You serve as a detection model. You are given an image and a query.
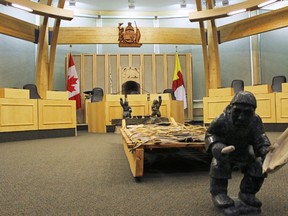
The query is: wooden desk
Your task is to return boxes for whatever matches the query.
[254,93,276,123]
[276,92,288,123]
[208,88,234,97]
[0,98,38,132]
[282,83,288,93]
[204,85,277,124]
[120,118,206,178]
[0,88,29,99]
[244,84,271,94]
[38,99,76,130]
[0,89,76,132]
[87,93,184,133]
[203,96,232,123]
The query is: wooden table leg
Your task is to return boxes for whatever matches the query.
[122,139,144,178]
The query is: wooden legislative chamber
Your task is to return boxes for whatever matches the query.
[203,83,288,124]
[0,88,76,142]
[87,93,184,133]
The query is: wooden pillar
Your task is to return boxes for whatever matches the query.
[250,11,261,85]
[251,34,261,85]
[48,0,66,90]
[206,0,221,90]
[195,0,210,96]
[151,54,156,93]
[35,0,52,98]
[186,53,193,119]
[163,54,168,90]
[104,54,110,93]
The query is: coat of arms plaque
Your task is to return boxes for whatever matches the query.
[118,22,142,47]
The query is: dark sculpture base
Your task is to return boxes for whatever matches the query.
[218,198,261,216]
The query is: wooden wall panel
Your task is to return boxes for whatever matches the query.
[143,55,153,94]
[84,55,93,92]
[95,55,105,89]
[68,53,193,123]
[156,55,164,93]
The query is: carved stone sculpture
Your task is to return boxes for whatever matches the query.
[205,91,271,215]
[151,96,162,117]
[120,98,132,119]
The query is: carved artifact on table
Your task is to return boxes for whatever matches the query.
[118,22,142,47]
[120,97,132,119]
[151,96,162,118]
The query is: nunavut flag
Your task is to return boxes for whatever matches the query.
[67,53,81,109]
[172,52,187,109]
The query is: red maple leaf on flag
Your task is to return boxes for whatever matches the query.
[67,76,78,92]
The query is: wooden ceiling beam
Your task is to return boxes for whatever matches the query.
[189,0,280,22]
[0,13,37,42]
[218,6,288,43]
[0,0,73,20]
[55,27,202,45]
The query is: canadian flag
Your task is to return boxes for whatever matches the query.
[67,53,81,109]
[172,52,187,109]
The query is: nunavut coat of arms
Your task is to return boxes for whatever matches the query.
[118,22,142,47]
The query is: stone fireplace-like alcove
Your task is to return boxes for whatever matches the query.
[121,80,140,94]
[119,66,142,94]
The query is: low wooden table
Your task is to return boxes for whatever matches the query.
[120,118,206,179]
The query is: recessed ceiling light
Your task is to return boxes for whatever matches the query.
[69,0,76,6]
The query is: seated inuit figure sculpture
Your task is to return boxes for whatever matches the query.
[205,91,271,215]
[120,98,132,119]
[151,96,162,117]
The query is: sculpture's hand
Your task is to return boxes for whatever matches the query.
[211,142,229,162]
[221,145,235,154]
[258,146,270,162]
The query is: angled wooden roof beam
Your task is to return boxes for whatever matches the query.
[189,0,280,22]
[0,0,74,20]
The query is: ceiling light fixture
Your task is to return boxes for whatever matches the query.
[11,3,33,12]
[258,0,278,8]
[227,8,246,16]
[180,0,187,8]
[0,0,73,20]
[69,0,76,7]
[222,0,229,6]
[128,0,135,9]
